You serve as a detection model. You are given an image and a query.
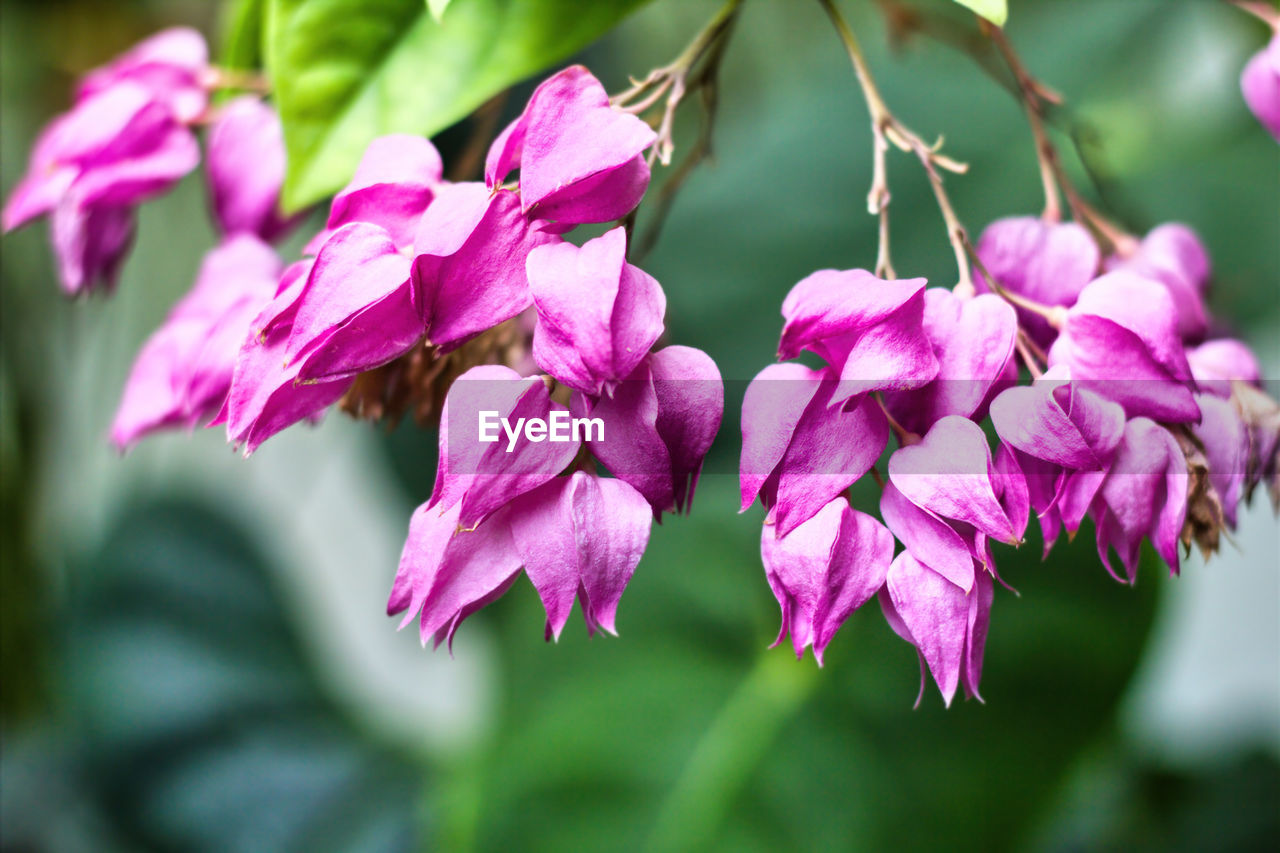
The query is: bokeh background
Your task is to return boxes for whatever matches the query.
[2,0,1278,850]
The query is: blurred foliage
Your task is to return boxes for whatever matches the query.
[1,0,1278,851]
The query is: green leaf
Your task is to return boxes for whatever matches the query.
[219,0,266,70]
[951,0,1007,27]
[426,0,453,22]
[268,0,652,211]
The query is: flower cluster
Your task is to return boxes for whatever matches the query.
[3,29,216,294]
[742,217,1278,704]
[17,53,724,644]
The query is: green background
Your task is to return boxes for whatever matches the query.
[1,0,1277,850]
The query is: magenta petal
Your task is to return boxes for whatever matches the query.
[762,497,894,663]
[1242,34,1280,141]
[285,222,414,365]
[532,154,651,225]
[961,569,994,701]
[885,289,1017,433]
[880,481,975,592]
[328,135,442,250]
[774,386,889,537]
[508,472,652,640]
[111,235,280,447]
[51,198,135,295]
[889,416,1017,544]
[206,96,291,240]
[1195,393,1248,527]
[990,384,1098,469]
[484,116,525,188]
[778,270,937,401]
[434,366,581,529]
[885,552,972,707]
[77,27,208,122]
[740,363,824,511]
[974,216,1099,345]
[1187,338,1262,397]
[526,226,665,395]
[413,184,558,352]
[993,443,1030,543]
[295,284,425,381]
[649,346,724,513]
[512,66,656,223]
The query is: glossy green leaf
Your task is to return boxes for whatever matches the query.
[952,0,1007,27]
[267,0,651,210]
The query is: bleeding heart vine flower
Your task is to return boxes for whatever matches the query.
[1242,32,1280,142]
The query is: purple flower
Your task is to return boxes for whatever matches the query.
[1047,271,1199,422]
[989,372,1127,553]
[887,415,1025,548]
[389,470,651,647]
[1106,224,1211,341]
[508,472,652,640]
[1194,393,1248,528]
[778,269,938,405]
[883,288,1018,435]
[573,345,723,516]
[527,227,665,396]
[206,96,295,241]
[221,258,353,454]
[427,365,581,530]
[1186,338,1261,396]
[280,222,420,382]
[1090,418,1188,582]
[974,216,1100,346]
[325,135,443,250]
[486,65,656,226]
[3,81,200,293]
[412,183,559,352]
[740,364,889,536]
[1242,33,1280,141]
[761,496,894,664]
[76,27,210,123]
[111,235,280,447]
[879,552,994,706]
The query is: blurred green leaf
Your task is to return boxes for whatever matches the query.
[266,0,652,210]
[951,0,1007,27]
[219,0,266,70]
[427,0,453,22]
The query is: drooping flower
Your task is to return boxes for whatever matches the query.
[1193,393,1248,529]
[111,234,280,447]
[75,27,210,122]
[739,364,889,536]
[777,269,937,405]
[220,258,353,453]
[486,65,657,226]
[761,496,894,664]
[1090,417,1189,582]
[389,469,653,648]
[1047,271,1199,422]
[879,551,994,706]
[1186,337,1262,396]
[1106,224,1211,341]
[508,472,653,639]
[573,345,723,516]
[883,288,1018,435]
[427,365,580,530]
[1241,32,1280,142]
[3,81,200,293]
[206,96,295,241]
[974,216,1100,345]
[989,370,1127,553]
[412,182,559,352]
[526,226,665,396]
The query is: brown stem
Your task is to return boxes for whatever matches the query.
[818,0,973,293]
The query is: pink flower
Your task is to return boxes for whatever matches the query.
[1106,224,1211,341]
[111,235,280,447]
[1242,33,1280,141]
[486,65,656,226]
[526,227,665,396]
[761,496,893,663]
[206,96,295,241]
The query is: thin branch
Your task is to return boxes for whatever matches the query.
[817,0,973,293]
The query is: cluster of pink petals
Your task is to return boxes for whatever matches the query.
[3,29,212,294]
[744,213,1276,705]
